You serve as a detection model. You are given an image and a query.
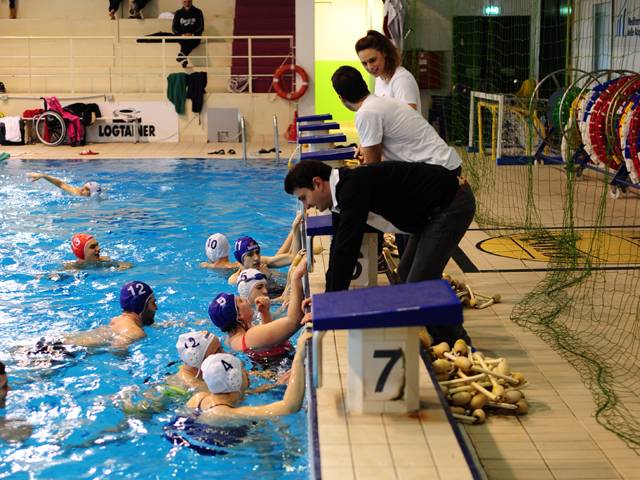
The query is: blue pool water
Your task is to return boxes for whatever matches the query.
[0,158,308,479]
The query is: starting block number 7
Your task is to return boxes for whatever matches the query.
[364,343,405,400]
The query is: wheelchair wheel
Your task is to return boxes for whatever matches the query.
[35,111,66,146]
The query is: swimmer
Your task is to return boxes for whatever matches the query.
[27,173,102,197]
[64,233,132,271]
[200,233,240,269]
[62,280,157,349]
[227,235,292,285]
[210,257,308,367]
[0,362,33,443]
[236,268,272,325]
[186,330,311,419]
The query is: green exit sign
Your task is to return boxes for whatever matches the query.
[484,5,501,15]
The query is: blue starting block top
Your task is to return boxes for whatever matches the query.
[298,122,340,132]
[301,148,356,162]
[297,113,333,123]
[312,280,462,331]
[306,214,333,236]
[298,133,347,144]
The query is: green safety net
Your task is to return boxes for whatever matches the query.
[404,0,640,449]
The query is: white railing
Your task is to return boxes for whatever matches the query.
[0,34,294,94]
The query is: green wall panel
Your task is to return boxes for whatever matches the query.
[314,60,370,122]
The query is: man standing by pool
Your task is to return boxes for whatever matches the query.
[284,160,474,346]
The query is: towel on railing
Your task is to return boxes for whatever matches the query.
[187,72,208,114]
[167,73,188,114]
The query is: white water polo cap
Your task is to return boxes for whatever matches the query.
[176,331,218,368]
[205,233,230,262]
[201,353,243,394]
[83,181,102,196]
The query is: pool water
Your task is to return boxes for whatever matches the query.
[0,158,308,479]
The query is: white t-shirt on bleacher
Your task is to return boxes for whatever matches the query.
[374,66,422,112]
[355,94,461,171]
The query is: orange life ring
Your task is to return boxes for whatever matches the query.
[272,64,309,101]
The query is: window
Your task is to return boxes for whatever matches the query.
[594,2,612,70]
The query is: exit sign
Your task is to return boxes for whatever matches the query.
[484,5,501,15]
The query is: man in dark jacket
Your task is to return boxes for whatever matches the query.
[172,0,205,68]
[284,160,475,345]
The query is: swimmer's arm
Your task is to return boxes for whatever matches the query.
[243,260,305,349]
[114,261,133,271]
[63,261,80,270]
[27,173,82,195]
[222,333,309,417]
[276,212,303,255]
[227,269,241,285]
[263,253,293,268]
[200,261,216,269]
[361,143,383,165]
[111,326,145,349]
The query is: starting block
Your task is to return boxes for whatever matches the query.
[312,280,462,413]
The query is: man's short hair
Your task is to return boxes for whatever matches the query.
[331,66,370,103]
[284,161,332,194]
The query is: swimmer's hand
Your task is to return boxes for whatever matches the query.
[116,261,133,271]
[300,312,313,326]
[276,369,292,385]
[27,172,44,182]
[292,211,303,229]
[255,295,271,314]
[291,254,307,280]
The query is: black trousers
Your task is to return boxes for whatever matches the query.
[109,0,150,11]
[178,38,201,58]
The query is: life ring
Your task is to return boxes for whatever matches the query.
[272,64,309,101]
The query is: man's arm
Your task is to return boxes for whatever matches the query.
[361,143,383,164]
[27,173,81,195]
[194,9,204,36]
[325,182,371,291]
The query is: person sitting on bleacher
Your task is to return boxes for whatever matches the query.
[108,0,151,20]
[172,0,204,68]
[284,160,475,346]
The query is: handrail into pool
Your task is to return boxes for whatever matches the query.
[273,115,281,165]
[240,115,247,166]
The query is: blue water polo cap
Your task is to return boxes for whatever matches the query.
[120,281,154,314]
[208,293,238,331]
[233,236,260,263]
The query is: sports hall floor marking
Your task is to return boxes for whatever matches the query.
[455,225,640,273]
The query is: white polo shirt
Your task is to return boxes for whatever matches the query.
[355,94,461,171]
[375,66,422,112]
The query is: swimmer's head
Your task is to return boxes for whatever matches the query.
[0,361,8,409]
[80,181,102,197]
[236,268,268,301]
[201,353,248,394]
[119,281,156,325]
[233,236,261,268]
[205,233,230,262]
[208,293,237,332]
[71,234,99,261]
[176,331,221,369]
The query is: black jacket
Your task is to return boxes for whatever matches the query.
[172,6,204,36]
[326,161,458,292]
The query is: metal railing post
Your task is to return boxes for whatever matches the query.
[273,115,281,164]
[240,115,247,166]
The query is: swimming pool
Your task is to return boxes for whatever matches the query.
[0,158,309,478]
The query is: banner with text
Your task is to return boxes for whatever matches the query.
[83,102,179,143]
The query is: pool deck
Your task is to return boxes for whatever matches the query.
[3,143,640,479]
